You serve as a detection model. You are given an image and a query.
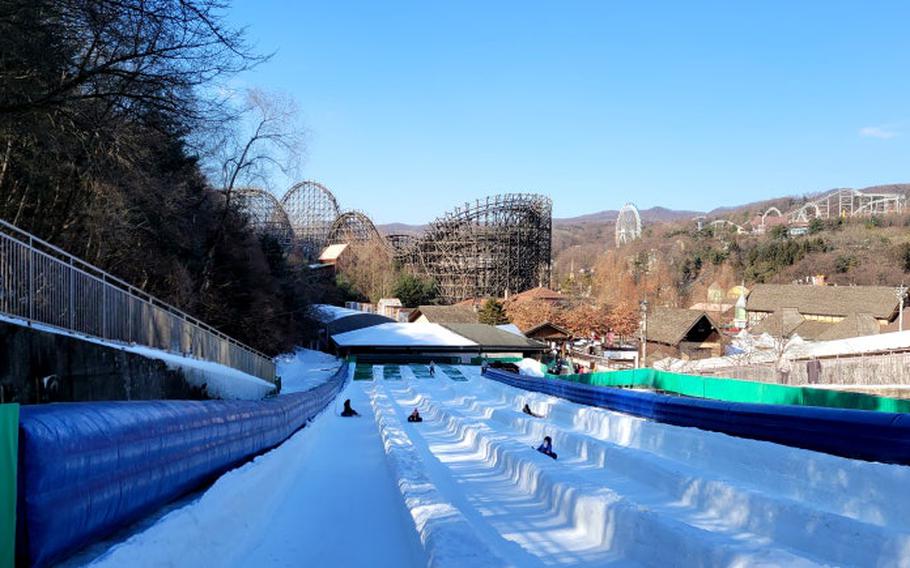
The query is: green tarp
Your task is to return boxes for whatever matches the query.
[1,404,18,568]
[547,369,910,414]
[353,364,374,381]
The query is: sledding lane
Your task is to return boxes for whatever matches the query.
[86,379,424,568]
[374,366,910,567]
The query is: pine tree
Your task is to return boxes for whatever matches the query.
[478,298,509,325]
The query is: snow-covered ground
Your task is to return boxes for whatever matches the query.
[371,366,910,566]
[0,313,274,400]
[276,348,344,393]
[84,378,424,568]
[79,363,910,567]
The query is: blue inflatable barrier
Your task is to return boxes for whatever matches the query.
[17,365,347,568]
[483,369,910,466]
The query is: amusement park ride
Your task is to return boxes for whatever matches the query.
[228,184,552,303]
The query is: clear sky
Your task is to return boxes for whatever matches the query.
[225,1,910,224]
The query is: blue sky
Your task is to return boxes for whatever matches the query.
[225,1,910,224]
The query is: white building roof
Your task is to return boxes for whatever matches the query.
[332,322,478,348]
[312,304,363,323]
[319,243,348,263]
[496,323,526,337]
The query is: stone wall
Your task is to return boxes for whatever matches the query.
[0,321,205,403]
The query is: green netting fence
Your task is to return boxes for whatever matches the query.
[1,404,18,568]
[548,369,910,414]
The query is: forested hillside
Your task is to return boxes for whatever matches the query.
[0,0,334,354]
[553,188,910,313]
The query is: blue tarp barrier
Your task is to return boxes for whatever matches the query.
[483,369,910,466]
[17,365,348,568]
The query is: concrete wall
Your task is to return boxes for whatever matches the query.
[0,321,205,404]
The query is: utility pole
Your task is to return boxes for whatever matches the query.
[897,283,908,332]
[639,298,649,368]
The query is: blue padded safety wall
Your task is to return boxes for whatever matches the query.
[17,364,348,568]
[483,369,910,466]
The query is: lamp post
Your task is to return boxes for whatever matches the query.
[639,299,649,368]
[897,284,908,332]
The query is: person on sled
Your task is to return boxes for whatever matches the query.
[522,403,541,418]
[341,399,359,417]
[407,408,423,422]
[537,436,557,460]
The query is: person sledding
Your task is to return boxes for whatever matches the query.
[536,436,557,460]
[340,399,359,417]
[522,403,541,418]
[407,408,423,423]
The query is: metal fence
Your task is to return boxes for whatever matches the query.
[0,219,276,382]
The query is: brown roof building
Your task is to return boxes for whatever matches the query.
[746,284,903,340]
[746,284,900,322]
[408,305,479,324]
[507,286,563,304]
[646,307,722,361]
[525,322,572,344]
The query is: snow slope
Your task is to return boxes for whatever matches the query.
[276,348,344,393]
[371,366,910,567]
[81,364,910,567]
[86,378,424,568]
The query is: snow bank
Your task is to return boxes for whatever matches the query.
[0,313,274,400]
[127,346,274,400]
[369,385,506,568]
[516,357,545,377]
[276,348,343,393]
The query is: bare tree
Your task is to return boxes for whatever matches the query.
[0,0,263,123]
[212,88,305,203]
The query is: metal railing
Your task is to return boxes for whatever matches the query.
[0,218,276,382]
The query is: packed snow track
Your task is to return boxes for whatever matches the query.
[85,365,910,567]
[372,366,910,567]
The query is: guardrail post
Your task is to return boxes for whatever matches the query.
[28,236,34,321]
[101,276,108,339]
[69,259,75,329]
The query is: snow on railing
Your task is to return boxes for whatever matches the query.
[0,218,275,382]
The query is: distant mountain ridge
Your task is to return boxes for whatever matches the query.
[554,206,703,226]
[377,183,910,235]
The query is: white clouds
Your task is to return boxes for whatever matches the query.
[859,125,899,139]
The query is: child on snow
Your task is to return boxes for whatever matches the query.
[341,399,359,417]
[537,436,557,460]
[522,403,541,418]
[407,408,423,423]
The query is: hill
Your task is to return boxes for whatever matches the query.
[554,206,702,226]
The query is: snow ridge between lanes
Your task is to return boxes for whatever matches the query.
[368,384,508,568]
[394,381,820,567]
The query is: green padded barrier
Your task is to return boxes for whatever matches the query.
[383,366,402,381]
[546,368,910,413]
[441,365,468,381]
[353,364,374,381]
[471,356,523,364]
[1,403,18,568]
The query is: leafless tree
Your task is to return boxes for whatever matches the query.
[211,88,305,204]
